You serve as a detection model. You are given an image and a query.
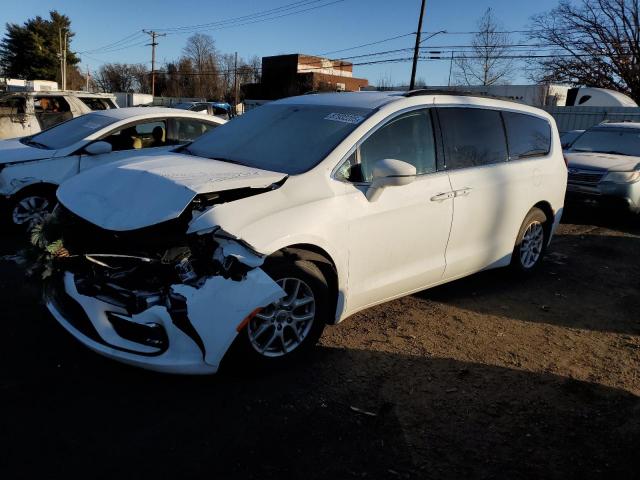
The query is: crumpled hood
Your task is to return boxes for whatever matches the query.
[0,138,54,165]
[57,153,287,231]
[566,151,640,172]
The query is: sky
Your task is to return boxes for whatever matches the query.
[1,0,564,87]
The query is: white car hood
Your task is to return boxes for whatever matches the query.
[57,153,287,231]
[566,151,640,171]
[0,138,54,164]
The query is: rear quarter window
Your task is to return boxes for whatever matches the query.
[502,112,551,160]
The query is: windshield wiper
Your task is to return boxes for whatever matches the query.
[175,144,193,155]
[213,157,246,166]
[24,139,51,149]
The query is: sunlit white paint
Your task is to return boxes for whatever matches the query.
[57,155,287,231]
[53,92,568,374]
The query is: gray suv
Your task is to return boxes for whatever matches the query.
[565,122,640,213]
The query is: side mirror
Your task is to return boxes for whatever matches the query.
[366,158,417,202]
[84,141,112,156]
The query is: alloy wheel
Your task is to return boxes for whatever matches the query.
[520,221,544,269]
[12,195,51,226]
[247,277,316,358]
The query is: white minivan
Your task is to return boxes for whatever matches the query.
[47,91,567,374]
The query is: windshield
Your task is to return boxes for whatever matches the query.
[570,128,640,156]
[22,113,118,150]
[187,103,374,174]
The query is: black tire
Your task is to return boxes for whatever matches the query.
[6,189,56,231]
[510,207,549,274]
[223,256,329,371]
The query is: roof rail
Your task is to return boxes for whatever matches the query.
[404,88,475,97]
[404,88,524,104]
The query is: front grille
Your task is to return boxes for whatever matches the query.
[568,170,605,184]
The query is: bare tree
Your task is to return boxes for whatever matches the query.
[183,33,220,99]
[94,63,139,92]
[247,55,261,83]
[454,8,515,85]
[130,64,151,94]
[529,0,640,102]
[377,72,394,90]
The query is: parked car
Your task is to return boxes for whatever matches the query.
[560,129,585,149]
[46,91,567,374]
[172,101,232,120]
[0,107,224,226]
[0,91,118,140]
[565,122,640,213]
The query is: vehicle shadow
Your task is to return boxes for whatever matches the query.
[562,201,640,235]
[414,226,640,336]
[1,298,638,480]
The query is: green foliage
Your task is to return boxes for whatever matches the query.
[0,10,80,81]
[18,211,70,280]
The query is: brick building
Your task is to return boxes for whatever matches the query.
[242,54,369,100]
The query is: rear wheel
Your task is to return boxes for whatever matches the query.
[226,256,328,370]
[511,207,549,274]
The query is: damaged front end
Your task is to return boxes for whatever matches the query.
[44,205,285,374]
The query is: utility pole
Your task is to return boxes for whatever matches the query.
[409,0,427,91]
[63,31,67,91]
[86,65,90,92]
[58,29,64,90]
[143,30,166,97]
[233,51,239,113]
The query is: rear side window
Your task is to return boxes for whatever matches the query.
[173,118,217,143]
[503,112,551,160]
[438,108,508,170]
[79,97,116,110]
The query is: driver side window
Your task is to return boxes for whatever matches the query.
[336,109,437,183]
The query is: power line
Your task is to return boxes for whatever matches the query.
[155,0,348,36]
[78,1,348,55]
[155,0,328,33]
[78,31,146,54]
[317,32,415,56]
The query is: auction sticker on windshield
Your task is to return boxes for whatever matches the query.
[324,113,365,124]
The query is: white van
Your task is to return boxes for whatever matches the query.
[0,91,118,140]
[48,91,567,374]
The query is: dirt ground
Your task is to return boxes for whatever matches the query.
[1,204,639,480]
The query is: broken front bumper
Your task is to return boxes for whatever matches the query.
[46,267,284,374]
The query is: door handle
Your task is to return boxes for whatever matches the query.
[430,191,455,202]
[454,188,472,197]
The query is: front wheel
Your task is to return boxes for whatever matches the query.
[511,207,549,274]
[8,191,56,230]
[225,256,328,370]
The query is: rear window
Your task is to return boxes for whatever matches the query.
[503,112,552,160]
[79,97,117,110]
[438,108,508,170]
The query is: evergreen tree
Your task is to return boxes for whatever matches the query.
[0,10,80,81]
